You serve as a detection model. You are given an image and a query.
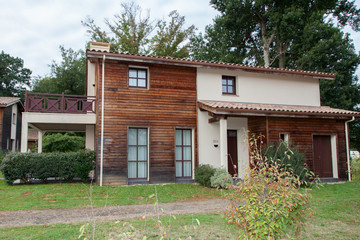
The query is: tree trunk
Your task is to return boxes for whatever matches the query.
[260,21,275,68]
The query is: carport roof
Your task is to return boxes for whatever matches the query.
[198,100,360,118]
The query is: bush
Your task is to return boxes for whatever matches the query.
[224,134,312,239]
[210,168,233,189]
[264,141,312,183]
[195,164,215,187]
[0,150,95,184]
[351,157,360,180]
[42,133,85,152]
[225,165,311,239]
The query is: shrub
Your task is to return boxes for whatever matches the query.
[225,165,311,239]
[351,157,360,180]
[264,141,312,183]
[195,164,215,187]
[210,168,233,189]
[42,133,85,152]
[224,134,312,239]
[0,150,95,184]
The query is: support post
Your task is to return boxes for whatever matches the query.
[37,131,44,153]
[219,117,228,170]
[20,114,28,153]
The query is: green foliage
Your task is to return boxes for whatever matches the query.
[225,163,311,239]
[351,157,360,180]
[0,51,31,98]
[210,168,233,189]
[224,135,311,239]
[82,2,195,58]
[42,133,85,153]
[32,46,86,95]
[264,141,312,183]
[195,164,216,187]
[0,150,95,184]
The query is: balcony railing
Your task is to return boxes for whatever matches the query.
[25,91,96,114]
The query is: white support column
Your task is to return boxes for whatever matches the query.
[85,125,95,150]
[219,117,228,170]
[20,115,28,153]
[37,131,45,153]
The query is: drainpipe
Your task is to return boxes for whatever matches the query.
[100,55,106,186]
[345,116,355,181]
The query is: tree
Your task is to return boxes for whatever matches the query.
[32,46,86,95]
[192,0,360,68]
[82,2,195,58]
[191,0,360,150]
[0,51,31,98]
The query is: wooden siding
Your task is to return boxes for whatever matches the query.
[1,107,12,151]
[247,116,348,179]
[94,60,197,185]
[267,117,347,180]
[0,108,2,149]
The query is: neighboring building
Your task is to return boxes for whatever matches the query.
[21,42,360,185]
[0,97,22,152]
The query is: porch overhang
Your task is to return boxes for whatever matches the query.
[198,100,360,121]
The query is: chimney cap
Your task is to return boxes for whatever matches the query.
[89,42,111,52]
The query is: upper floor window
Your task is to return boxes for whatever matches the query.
[129,68,147,88]
[222,76,236,94]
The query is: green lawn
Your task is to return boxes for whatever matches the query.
[0,180,221,211]
[282,181,360,240]
[0,214,239,240]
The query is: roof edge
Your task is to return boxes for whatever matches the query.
[86,50,336,80]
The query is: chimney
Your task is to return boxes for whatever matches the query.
[89,42,111,52]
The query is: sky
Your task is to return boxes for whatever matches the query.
[1,0,360,79]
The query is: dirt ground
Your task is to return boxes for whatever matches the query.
[0,199,227,228]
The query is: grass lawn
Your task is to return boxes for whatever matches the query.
[0,180,221,211]
[282,181,360,240]
[0,213,239,240]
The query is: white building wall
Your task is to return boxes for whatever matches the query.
[197,68,321,106]
[198,110,249,178]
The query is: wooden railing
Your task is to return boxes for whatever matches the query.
[25,91,96,114]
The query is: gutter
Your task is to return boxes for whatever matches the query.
[100,55,106,186]
[345,116,355,181]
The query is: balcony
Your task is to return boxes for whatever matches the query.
[25,91,96,114]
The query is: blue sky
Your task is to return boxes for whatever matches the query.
[1,0,359,78]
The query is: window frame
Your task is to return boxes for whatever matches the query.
[222,75,236,95]
[175,129,193,178]
[127,127,148,180]
[128,67,148,89]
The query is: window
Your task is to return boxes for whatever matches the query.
[280,133,289,142]
[175,129,192,177]
[222,76,236,94]
[128,128,148,179]
[12,113,16,125]
[129,68,147,88]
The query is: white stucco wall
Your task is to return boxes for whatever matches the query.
[11,104,17,140]
[198,110,249,178]
[197,68,321,106]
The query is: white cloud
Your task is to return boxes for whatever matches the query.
[0,0,359,79]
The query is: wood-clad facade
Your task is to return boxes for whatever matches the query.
[87,46,358,185]
[90,57,197,185]
[248,116,347,179]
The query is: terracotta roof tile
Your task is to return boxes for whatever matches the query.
[198,100,360,118]
[0,97,20,107]
[87,49,336,79]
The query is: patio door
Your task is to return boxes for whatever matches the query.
[227,130,238,177]
[313,135,333,178]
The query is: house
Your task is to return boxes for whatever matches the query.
[0,97,22,152]
[21,42,360,185]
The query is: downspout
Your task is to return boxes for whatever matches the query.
[100,55,106,186]
[345,116,355,181]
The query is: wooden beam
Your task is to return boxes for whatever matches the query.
[208,117,219,123]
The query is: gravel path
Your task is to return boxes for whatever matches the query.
[0,199,227,228]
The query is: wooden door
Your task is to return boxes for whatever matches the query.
[313,135,333,178]
[227,130,238,177]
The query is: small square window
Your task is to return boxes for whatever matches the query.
[129,68,148,88]
[222,76,236,94]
